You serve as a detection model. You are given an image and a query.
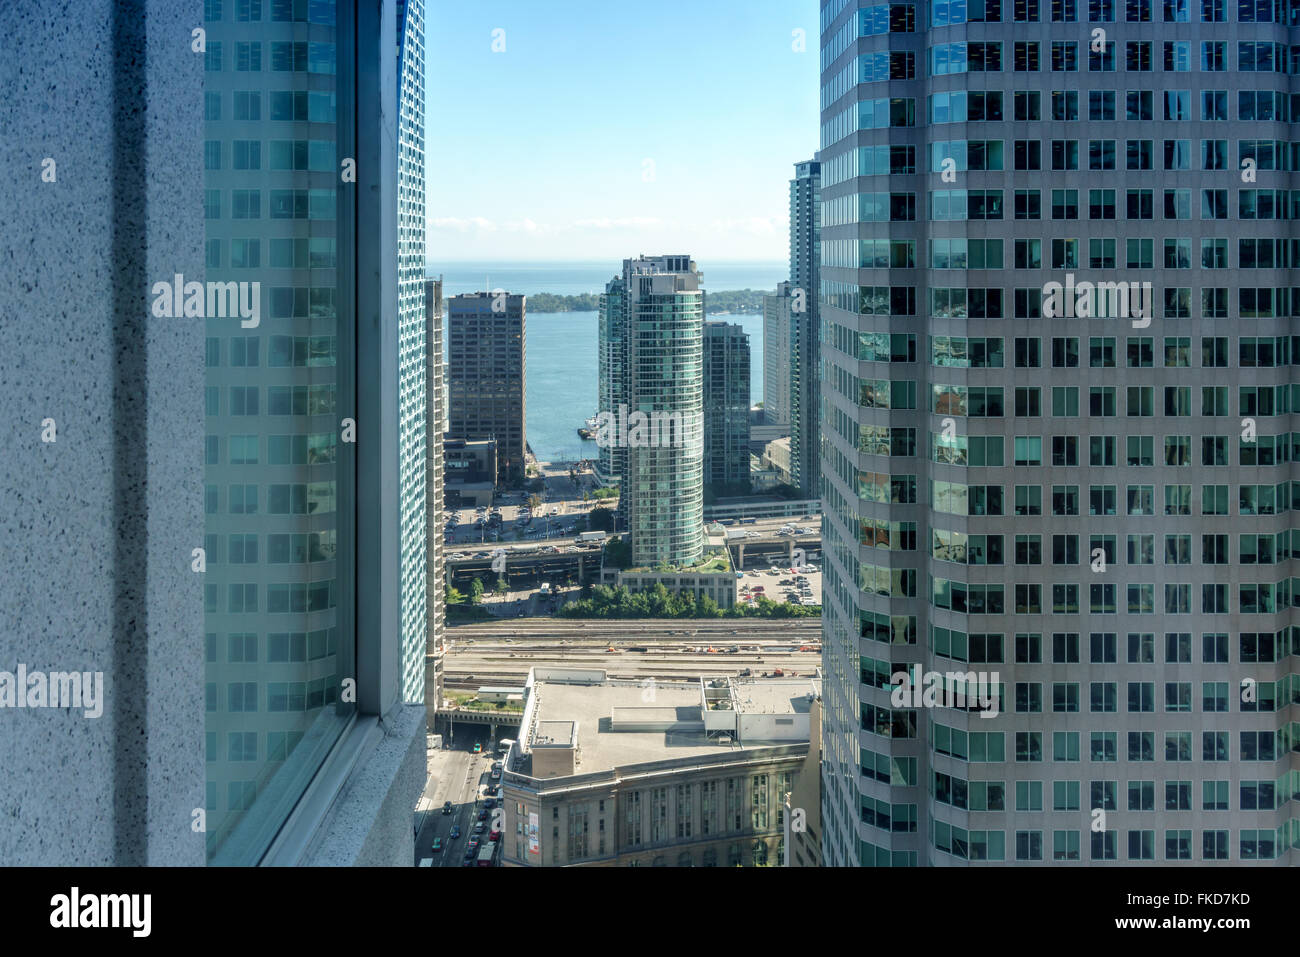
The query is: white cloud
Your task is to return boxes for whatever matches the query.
[706,216,787,236]
[571,216,663,230]
[430,216,498,232]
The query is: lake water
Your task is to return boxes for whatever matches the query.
[433,261,783,464]
[514,311,767,463]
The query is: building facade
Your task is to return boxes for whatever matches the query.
[501,670,814,867]
[425,279,445,725]
[763,281,796,430]
[447,291,527,485]
[202,0,356,862]
[597,275,627,490]
[818,0,1300,866]
[193,0,426,865]
[703,320,753,496]
[444,435,497,507]
[789,159,823,499]
[599,256,707,567]
[397,0,428,707]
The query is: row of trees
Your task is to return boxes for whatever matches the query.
[446,578,508,606]
[557,583,819,620]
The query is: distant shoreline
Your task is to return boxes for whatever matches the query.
[518,289,772,315]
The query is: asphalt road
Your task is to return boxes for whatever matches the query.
[415,729,505,867]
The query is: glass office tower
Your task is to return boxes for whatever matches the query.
[202,0,380,863]
[819,0,1300,865]
[703,320,753,495]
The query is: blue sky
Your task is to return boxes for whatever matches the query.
[424,0,819,262]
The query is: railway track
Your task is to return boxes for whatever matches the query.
[447,619,822,639]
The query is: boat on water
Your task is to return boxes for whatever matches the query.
[576,414,598,440]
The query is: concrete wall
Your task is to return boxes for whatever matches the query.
[0,0,205,866]
[0,0,424,866]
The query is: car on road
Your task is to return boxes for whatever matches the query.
[473,822,486,835]
[431,837,442,852]
[489,829,501,842]
[486,784,500,796]
[477,808,489,821]
[442,801,453,814]
[450,825,461,839]
[472,743,482,754]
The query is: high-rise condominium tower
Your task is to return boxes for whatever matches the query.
[599,255,706,567]
[819,0,1298,866]
[447,292,527,486]
[703,320,752,495]
[763,280,796,430]
[789,158,823,500]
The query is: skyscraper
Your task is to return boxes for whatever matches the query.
[703,320,752,496]
[597,276,627,490]
[425,279,446,726]
[200,0,437,863]
[397,0,428,707]
[762,281,795,431]
[788,158,822,499]
[599,255,706,567]
[819,0,1299,867]
[447,292,527,486]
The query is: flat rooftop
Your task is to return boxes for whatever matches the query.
[727,679,816,715]
[522,672,815,776]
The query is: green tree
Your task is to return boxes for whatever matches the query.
[469,577,485,605]
[493,577,508,597]
[445,582,465,605]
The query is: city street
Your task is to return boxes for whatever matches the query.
[415,728,505,867]
[443,460,612,547]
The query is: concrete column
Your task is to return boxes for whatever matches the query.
[0,0,204,866]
